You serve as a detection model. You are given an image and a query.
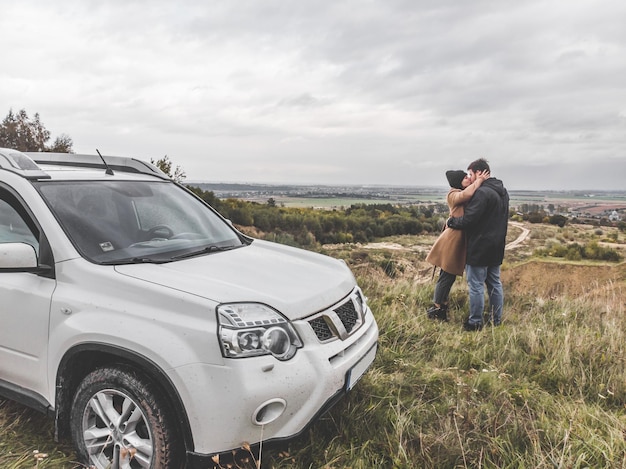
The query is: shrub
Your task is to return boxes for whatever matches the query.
[535,240,622,262]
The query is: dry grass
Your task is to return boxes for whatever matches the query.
[0,400,78,468]
[2,221,625,468]
[264,260,626,468]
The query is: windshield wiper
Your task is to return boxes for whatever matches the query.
[171,244,242,260]
[101,257,171,265]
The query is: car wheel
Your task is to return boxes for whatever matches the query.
[70,365,183,469]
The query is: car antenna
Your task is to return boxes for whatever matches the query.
[96,149,115,175]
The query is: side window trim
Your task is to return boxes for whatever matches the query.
[0,184,40,241]
[0,182,55,278]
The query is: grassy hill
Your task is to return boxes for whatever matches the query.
[1,222,625,468]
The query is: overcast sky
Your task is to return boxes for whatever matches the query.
[2,0,625,190]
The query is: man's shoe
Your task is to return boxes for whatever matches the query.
[427,304,448,322]
[483,313,501,327]
[463,320,483,331]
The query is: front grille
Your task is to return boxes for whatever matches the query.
[334,300,359,333]
[307,290,365,342]
[309,317,334,341]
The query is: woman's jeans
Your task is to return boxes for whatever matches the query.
[465,265,504,326]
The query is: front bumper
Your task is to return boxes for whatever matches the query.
[185,384,347,468]
[172,306,378,459]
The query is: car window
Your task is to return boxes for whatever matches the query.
[0,192,39,251]
[35,180,243,263]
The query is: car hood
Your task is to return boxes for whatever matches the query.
[114,239,355,320]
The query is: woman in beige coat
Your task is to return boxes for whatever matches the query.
[425,169,489,321]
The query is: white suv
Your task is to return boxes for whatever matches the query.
[0,148,378,469]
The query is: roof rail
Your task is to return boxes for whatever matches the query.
[25,152,169,179]
[0,148,51,180]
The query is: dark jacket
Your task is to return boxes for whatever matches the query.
[447,178,509,266]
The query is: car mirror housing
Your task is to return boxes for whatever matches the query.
[0,242,38,271]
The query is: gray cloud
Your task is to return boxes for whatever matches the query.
[0,0,624,190]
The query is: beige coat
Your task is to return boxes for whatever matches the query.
[425,181,481,276]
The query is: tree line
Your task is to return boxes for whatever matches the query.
[187,185,445,247]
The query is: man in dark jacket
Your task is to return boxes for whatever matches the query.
[447,158,509,330]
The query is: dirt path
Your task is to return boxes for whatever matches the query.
[506,221,530,250]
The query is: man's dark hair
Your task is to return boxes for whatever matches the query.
[467,158,490,173]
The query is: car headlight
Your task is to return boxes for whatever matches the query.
[217,303,303,360]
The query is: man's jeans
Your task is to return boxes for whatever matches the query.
[465,265,504,326]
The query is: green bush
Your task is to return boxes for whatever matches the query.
[535,241,622,262]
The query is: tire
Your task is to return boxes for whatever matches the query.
[70,365,183,469]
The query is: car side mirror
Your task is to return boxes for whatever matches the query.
[0,242,39,271]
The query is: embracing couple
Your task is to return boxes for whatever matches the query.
[425,158,509,331]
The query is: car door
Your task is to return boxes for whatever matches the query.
[0,186,55,401]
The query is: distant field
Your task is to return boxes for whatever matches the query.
[191,182,626,210]
[251,194,444,208]
[248,193,626,211]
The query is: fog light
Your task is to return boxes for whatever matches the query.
[252,398,286,426]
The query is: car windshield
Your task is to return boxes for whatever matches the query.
[35,180,245,264]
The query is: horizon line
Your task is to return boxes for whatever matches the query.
[185,181,626,193]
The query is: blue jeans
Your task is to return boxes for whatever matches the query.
[465,265,504,326]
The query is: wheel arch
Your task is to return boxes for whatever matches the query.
[54,343,193,452]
